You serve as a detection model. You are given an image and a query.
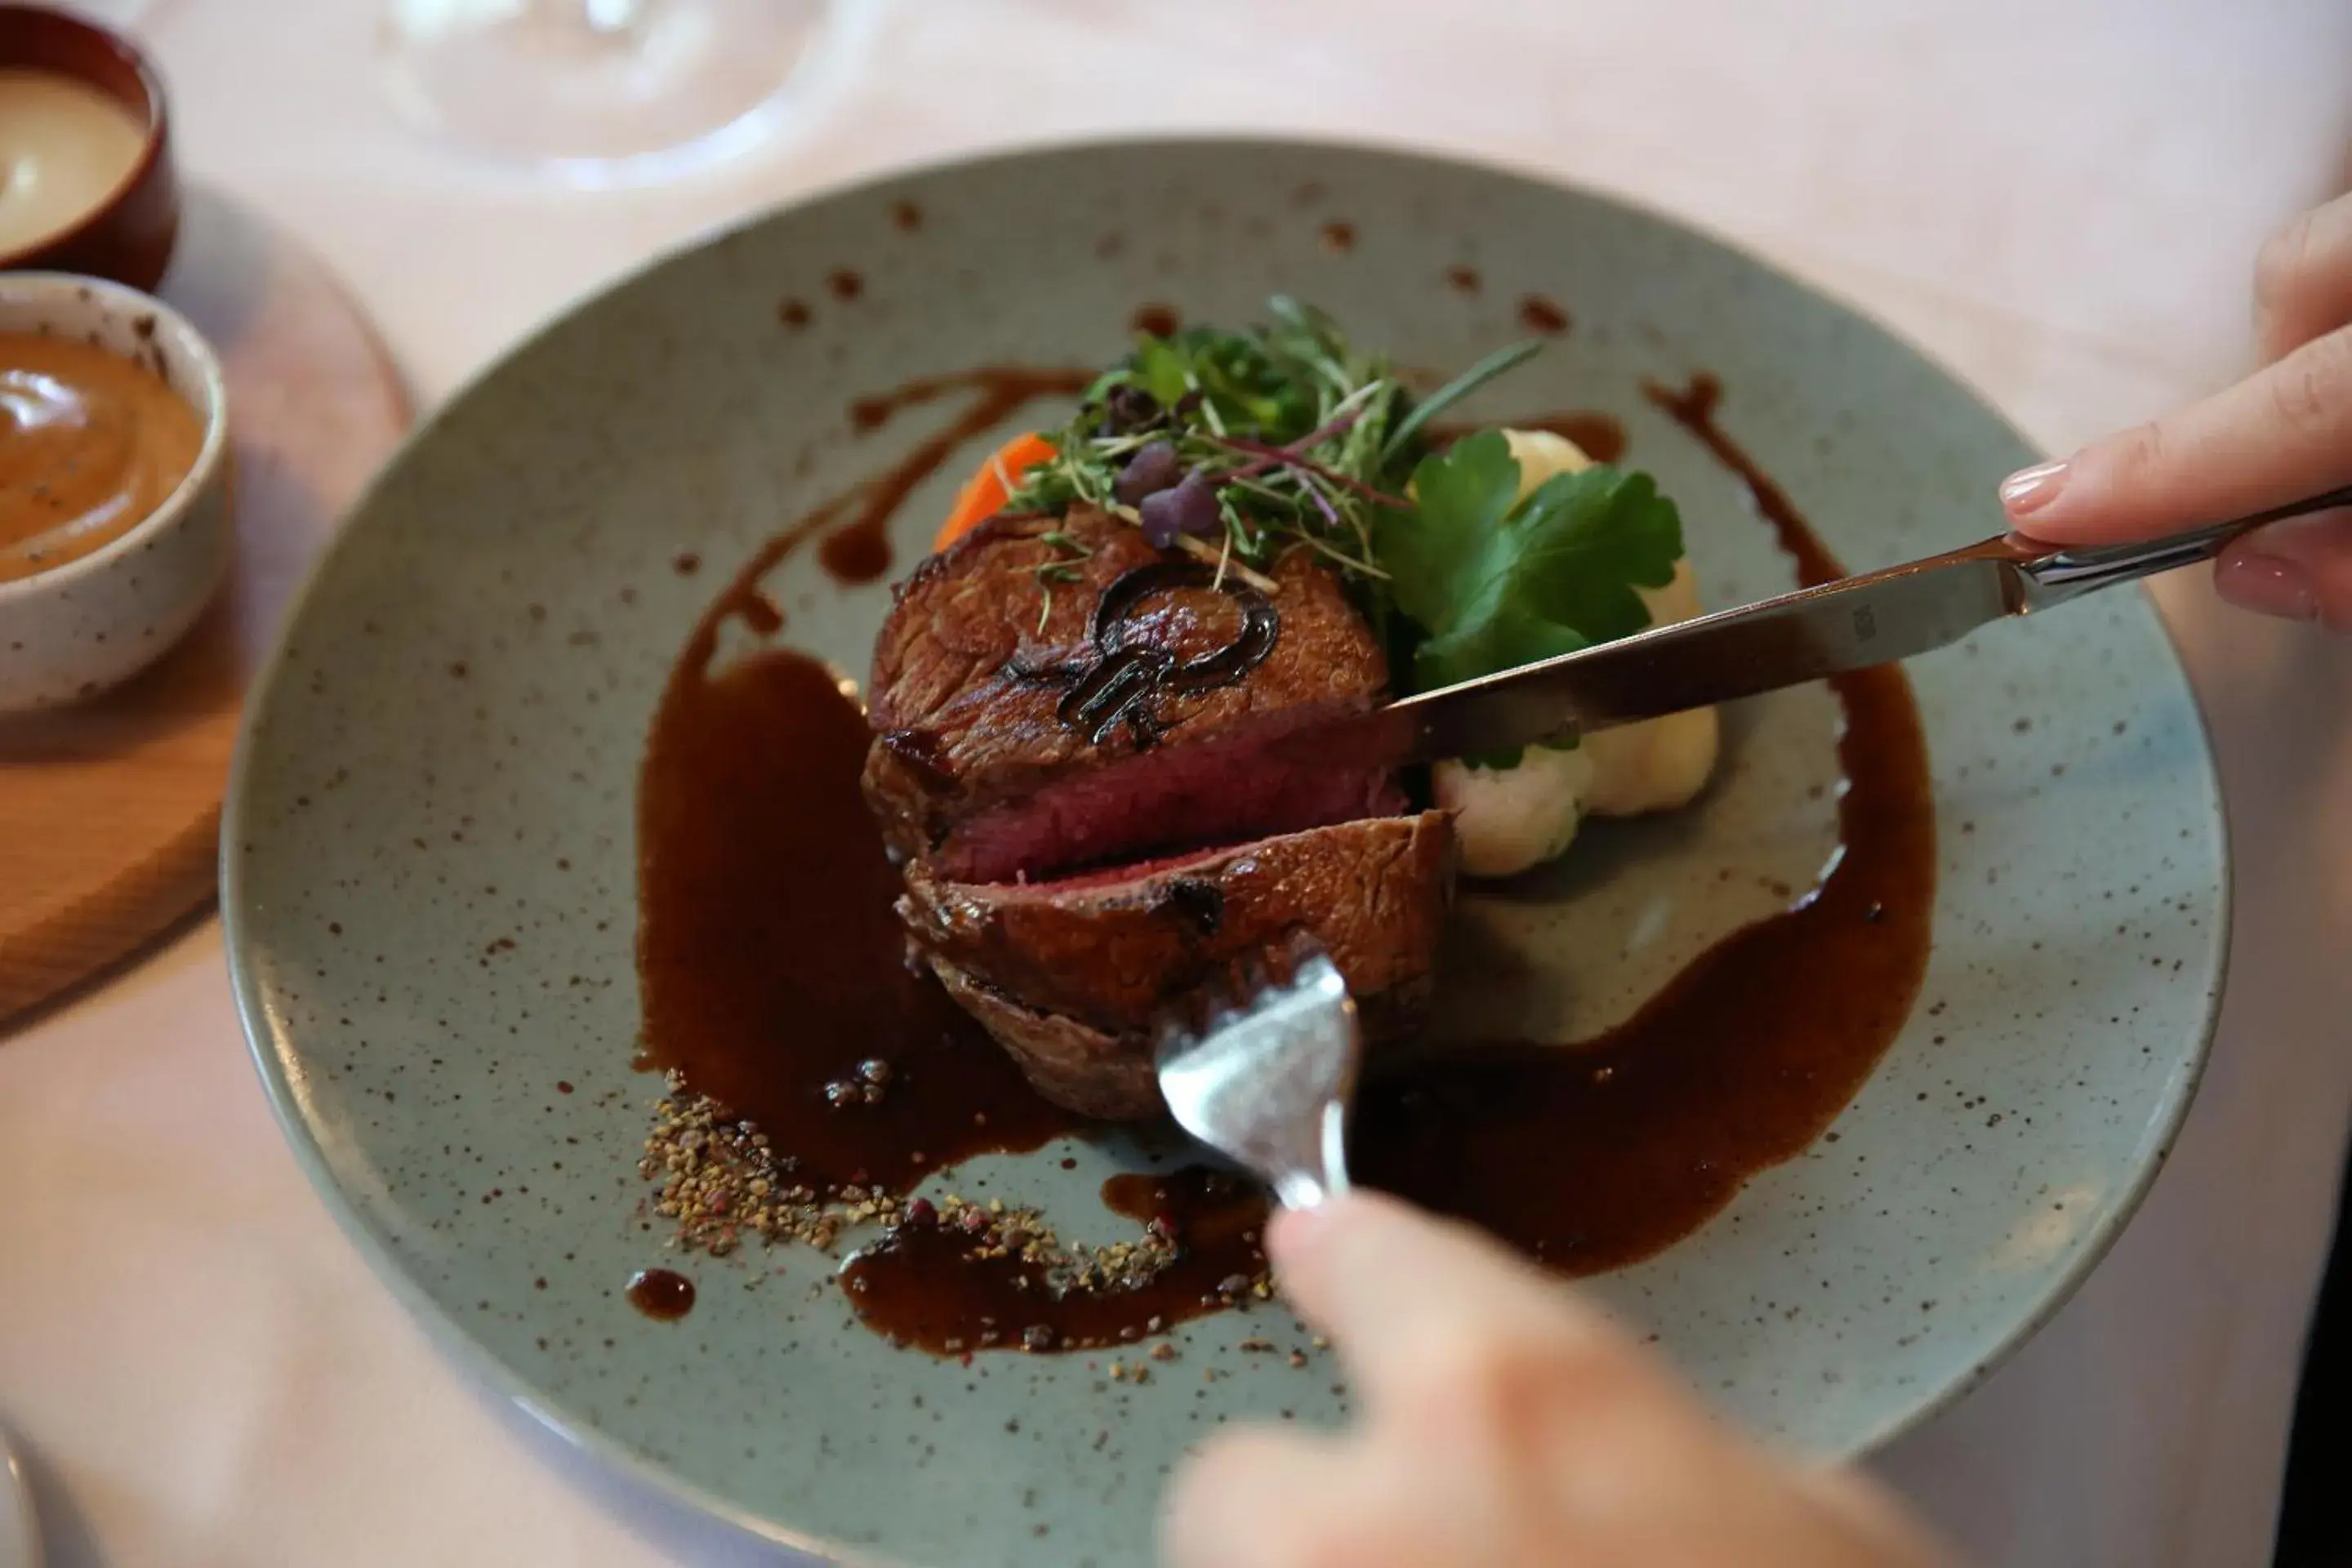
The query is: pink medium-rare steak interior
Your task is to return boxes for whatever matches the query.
[927,708,1406,884]
[862,506,1394,882]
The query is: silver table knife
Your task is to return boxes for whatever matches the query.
[1298,485,2352,770]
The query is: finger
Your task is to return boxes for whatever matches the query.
[2216,509,2352,630]
[2256,192,2352,364]
[1797,1468,1963,1568]
[1160,1428,1373,1568]
[1997,324,2352,542]
[1267,1191,1642,1411]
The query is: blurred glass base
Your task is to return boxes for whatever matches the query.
[379,0,855,187]
[55,0,155,25]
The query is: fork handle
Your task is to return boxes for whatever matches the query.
[2017,483,2352,609]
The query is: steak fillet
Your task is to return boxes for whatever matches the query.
[863,506,1403,883]
[862,504,1456,1119]
[903,814,1454,1033]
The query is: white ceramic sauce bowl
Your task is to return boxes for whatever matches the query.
[0,270,230,715]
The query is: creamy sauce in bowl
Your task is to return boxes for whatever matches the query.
[0,329,201,583]
[0,68,148,257]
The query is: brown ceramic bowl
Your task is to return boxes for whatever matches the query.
[0,4,178,290]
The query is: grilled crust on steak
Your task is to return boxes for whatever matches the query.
[862,505,1396,881]
[862,503,1457,1120]
[927,947,1443,1121]
[904,812,1457,1120]
[902,812,1454,1037]
[925,964,1164,1120]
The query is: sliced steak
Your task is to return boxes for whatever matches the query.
[925,938,1446,1120]
[902,811,1454,1036]
[924,947,1443,1121]
[865,506,1456,1120]
[863,506,1401,883]
[925,963,1162,1121]
[902,813,1455,1118]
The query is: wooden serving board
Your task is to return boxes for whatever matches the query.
[0,188,411,1025]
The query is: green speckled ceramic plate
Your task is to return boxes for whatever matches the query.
[223,139,2225,1567]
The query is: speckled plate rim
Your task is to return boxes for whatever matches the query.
[219,132,2231,1553]
[1867,774,2229,1456]
[1882,609,2231,1455]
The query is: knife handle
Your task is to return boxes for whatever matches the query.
[2013,483,2352,610]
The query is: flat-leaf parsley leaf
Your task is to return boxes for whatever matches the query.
[1374,428,1685,698]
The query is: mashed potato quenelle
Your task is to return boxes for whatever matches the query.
[1435,429,1720,878]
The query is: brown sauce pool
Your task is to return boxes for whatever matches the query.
[844,1169,1271,1354]
[636,359,1936,1352]
[1,332,203,584]
[638,595,1075,1190]
[626,1267,697,1321]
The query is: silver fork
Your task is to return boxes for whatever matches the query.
[1154,947,1361,1209]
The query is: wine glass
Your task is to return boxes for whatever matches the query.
[56,0,156,24]
[378,0,858,187]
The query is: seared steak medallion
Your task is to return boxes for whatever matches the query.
[864,506,1403,881]
[902,813,1454,1118]
[862,504,1455,1118]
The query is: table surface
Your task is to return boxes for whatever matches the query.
[4,2,2351,1564]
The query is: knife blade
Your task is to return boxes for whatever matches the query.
[1281,497,2341,773]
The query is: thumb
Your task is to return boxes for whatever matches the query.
[1998,325,2352,544]
[1267,1191,1642,1408]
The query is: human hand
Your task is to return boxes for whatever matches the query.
[1161,1192,1950,1568]
[1997,190,2352,629]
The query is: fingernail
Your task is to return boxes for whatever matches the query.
[1998,458,2069,517]
[2216,550,2319,621]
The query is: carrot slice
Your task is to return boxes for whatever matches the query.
[933,432,1059,552]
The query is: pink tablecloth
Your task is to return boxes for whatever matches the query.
[5,2,2350,1563]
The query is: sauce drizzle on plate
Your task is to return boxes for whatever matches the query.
[636,364,1935,1350]
[817,368,1093,586]
[626,1267,697,1321]
[844,1169,1270,1354]
[1356,375,1935,1271]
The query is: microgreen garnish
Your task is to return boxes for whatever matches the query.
[1380,339,1545,464]
[1002,304,1693,733]
[1009,297,1541,590]
[1031,531,1094,631]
